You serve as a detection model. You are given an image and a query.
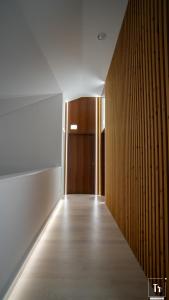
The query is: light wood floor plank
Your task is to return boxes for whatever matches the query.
[8,195,147,300]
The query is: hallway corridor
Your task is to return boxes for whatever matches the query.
[8,195,147,300]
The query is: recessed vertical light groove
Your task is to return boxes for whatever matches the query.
[95,97,98,195]
[65,102,69,194]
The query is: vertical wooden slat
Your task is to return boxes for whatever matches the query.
[147,0,157,279]
[143,0,150,275]
[163,0,169,298]
[141,2,147,265]
[146,0,155,278]
[158,0,168,280]
[139,0,145,268]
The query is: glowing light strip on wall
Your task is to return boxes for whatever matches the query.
[64,102,69,194]
[95,97,98,195]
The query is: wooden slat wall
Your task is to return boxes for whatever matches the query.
[105,0,169,295]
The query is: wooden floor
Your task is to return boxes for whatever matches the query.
[8,195,147,300]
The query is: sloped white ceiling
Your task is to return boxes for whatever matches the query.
[0,0,61,99]
[0,0,128,105]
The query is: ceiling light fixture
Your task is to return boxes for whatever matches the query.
[97,32,107,40]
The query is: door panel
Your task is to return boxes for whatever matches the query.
[67,134,95,194]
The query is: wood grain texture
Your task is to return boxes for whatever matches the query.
[67,98,96,194]
[105,0,169,296]
[67,134,95,194]
[68,97,96,134]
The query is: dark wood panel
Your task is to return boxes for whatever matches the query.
[105,0,169,297]
[68,97,96,134]
[67,134,95,194]
[67,97,96,194]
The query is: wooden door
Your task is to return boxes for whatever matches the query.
[66,97,96,194]
[67,134,95,194]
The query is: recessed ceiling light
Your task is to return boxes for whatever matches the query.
[97,32,107,40]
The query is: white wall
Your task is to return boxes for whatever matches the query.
[0,95,63,175]
[0,95,56,117]
[0,167,62,299]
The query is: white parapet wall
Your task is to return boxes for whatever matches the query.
[0,167,62,298]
